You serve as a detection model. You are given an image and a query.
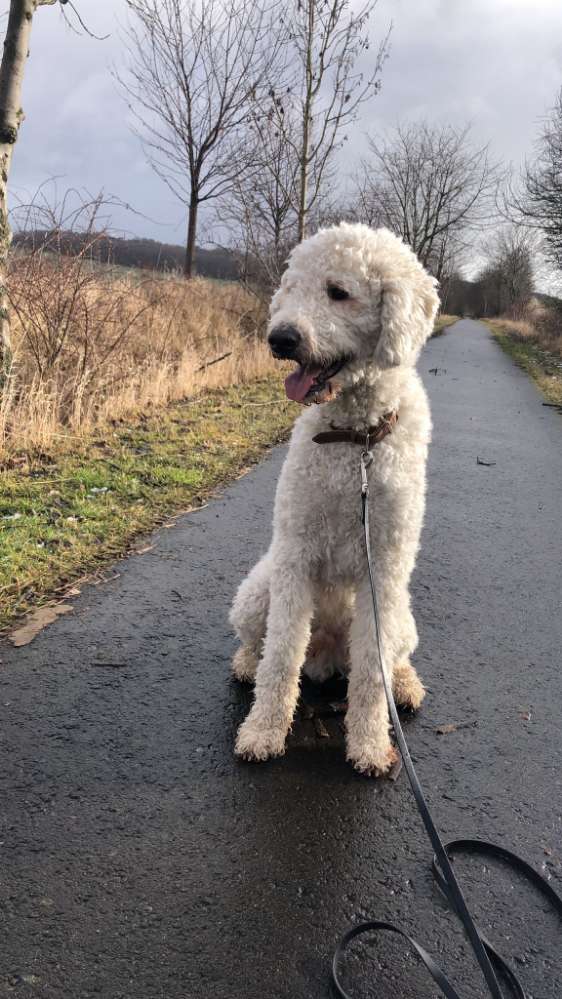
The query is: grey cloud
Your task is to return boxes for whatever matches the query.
[8,0,562,243]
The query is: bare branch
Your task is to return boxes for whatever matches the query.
[353,121,503,280]
[119,0,287,277]
[504,88,562,269]
[59,1,110,40]
[274,0,390,241]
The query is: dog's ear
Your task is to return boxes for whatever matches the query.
[375,264,440,369]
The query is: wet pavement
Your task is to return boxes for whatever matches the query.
[1,320,561,999]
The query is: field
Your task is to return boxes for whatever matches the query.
[1,248,279,453]
[0,251,298,629]
[0,380,295,631]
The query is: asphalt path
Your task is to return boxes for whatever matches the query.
[1,320,561,999]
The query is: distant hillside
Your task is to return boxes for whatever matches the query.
[12,230,242,281]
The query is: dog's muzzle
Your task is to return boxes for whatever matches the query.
[268,324,302,360]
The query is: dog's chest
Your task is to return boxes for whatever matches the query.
[275,440,396,573]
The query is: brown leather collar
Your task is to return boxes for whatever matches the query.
[312,410,398,447]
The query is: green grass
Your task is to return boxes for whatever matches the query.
[432,314,459,337]
[485,320,562,408]
[0,379,296,631]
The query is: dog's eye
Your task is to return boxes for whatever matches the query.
[327,283,350,302]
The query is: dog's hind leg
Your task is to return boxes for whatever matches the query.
[229,554,271,682]
[392,604,426,711]
[235,560,314,761]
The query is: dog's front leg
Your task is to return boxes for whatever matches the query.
[235,565,313,762]
[345,575,398,777]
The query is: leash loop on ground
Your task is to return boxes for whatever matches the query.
[331,465,562,999]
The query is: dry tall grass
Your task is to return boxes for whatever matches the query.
[1,248,276,457]
[497,298,562,358]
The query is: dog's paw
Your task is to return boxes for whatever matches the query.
[232,646,258,683]
[235,717,287,762]
[392,661,426,712]
[346,740,399,778]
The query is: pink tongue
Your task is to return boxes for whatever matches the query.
[285,365,322,403]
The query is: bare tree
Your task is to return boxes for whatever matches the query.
[221,107,338,291]
[120,0,285,279]
[223,115,300,290]
[506,88,562,270]
[0,0,103,381]
[354,121,501,280]
[266,0,389,243]
[474,227,534,318]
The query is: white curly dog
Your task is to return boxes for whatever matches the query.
[230,223,439,776]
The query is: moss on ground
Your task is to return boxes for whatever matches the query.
[485,320,562,408]
[0,379,296,631]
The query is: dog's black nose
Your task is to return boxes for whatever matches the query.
[268,325,302,359]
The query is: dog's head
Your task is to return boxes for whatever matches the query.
[268,223,439,404]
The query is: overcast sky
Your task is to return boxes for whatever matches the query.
[7,0,562,249]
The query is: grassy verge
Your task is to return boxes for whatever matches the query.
[0,379,296,632]
[485,320,562,407]
[432,314,459,337]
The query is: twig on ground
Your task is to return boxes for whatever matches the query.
[195,351,232,373]
[90,662,128,669]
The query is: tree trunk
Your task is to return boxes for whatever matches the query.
[184,195,198,279]
[297,126,309,243]
[0,0,38,382]
[297,0,314,244]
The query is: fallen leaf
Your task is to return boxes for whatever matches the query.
[313,717,330,739]
[435,720,477,735]
[9,604,73,647]
[135,544,154,555]
[388,755,403,781]
[519,710,532,722]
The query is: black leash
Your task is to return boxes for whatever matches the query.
[331,450,562,999]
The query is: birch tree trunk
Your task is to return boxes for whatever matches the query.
[0,0,39,382]
[296,0,314,243]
